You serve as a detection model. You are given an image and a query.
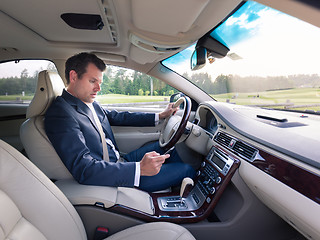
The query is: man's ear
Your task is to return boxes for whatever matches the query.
[69,70,78,83]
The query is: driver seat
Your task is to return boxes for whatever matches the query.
[0,139,196,239]
[20,70,73,180]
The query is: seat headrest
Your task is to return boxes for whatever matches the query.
[27,70,65,118]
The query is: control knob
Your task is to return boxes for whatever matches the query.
[216,176,222,184]
[209,187,216,195]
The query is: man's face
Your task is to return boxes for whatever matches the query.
[67,63,103,103]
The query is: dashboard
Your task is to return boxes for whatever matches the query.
[94,101,320,239]
[183,102,320,239]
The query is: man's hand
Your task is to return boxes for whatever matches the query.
[159,103,179,119]
[140,151,170,176]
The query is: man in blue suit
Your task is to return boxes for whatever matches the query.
[45,52,195,192]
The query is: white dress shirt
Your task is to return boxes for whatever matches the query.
[86,102,159,187]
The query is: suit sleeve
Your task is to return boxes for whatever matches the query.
[45,102,136,187]
[102,107,156,127]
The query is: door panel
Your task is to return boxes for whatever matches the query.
[105,106,164,153]
[0,104,28,151]
[112,124,162,154]
[107,106,195,154]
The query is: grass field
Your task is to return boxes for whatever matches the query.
[213,88,320,111]
[1,88,319,111]
[0,95,33,101]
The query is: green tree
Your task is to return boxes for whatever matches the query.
[138,89,144,96]
[20,69,28,93]
[100,66,112,94]
[212,75,232,94]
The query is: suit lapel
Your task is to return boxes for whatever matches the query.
[61,90,100,134]
[61,90,118,149]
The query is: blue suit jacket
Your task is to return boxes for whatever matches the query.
[45,90,155,187]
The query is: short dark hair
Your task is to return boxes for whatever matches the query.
[65,52,106,84]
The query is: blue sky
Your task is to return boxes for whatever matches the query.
[211,1,268,48]
[163,1,320,79]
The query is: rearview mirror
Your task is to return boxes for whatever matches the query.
[191,34,230,70]
[191,47,206,71]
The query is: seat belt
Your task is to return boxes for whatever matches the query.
[63,95,110,161]
[97,120,109,162]
[90,105,109,162]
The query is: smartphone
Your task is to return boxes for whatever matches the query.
[164,146,175,155]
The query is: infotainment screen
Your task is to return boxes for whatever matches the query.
[208,147,234,176]
[212,155,225,171]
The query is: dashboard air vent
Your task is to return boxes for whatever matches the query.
[214,131,258,162]
[233,141,257,161]
[214,132,232,148]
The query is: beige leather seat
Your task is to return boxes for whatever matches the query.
[20,70,73,180]
[0,139,195,240]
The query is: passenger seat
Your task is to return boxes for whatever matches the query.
[0,139,195,240]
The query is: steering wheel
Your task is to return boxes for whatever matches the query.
[159,96,192,151]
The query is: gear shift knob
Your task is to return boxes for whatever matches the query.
[180,177,194,199]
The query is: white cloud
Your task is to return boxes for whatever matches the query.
[180,8,320,81]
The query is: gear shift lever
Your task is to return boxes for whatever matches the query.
[180,177,194,203]
[157,177,194,211]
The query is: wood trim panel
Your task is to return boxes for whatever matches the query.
[213,130,320,205]
[252,150,320,205]
[162,96,192,152]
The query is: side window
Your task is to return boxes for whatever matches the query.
[97,65,178,109]
[0,60,57,104]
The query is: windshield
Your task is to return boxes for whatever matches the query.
[162,1,320,113]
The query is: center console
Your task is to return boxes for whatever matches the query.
[58,144,240,224]
[157,146,238,214]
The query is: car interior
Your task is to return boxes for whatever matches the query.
[0,0,320,240]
